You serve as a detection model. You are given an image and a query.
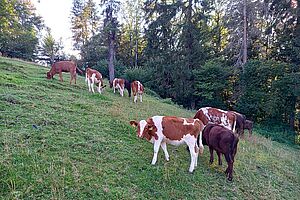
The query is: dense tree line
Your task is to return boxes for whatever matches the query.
[73,0,299,134]
[0,0,299,136]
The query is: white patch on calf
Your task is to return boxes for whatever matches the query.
[138,120,147,138]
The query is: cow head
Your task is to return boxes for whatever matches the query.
[130,119,157,140]
[46,71,53,79]
[244,120,253,136]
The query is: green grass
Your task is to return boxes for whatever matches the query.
[0,57,300,199]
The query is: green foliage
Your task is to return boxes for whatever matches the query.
[81,33,108,67]
[236,59,300,124]
[124,67,151,82]
[193,58,233,109]
[0,0,43,60]
[92,59,126,79]
[70,0,99,50]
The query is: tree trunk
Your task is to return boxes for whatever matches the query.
[108,34,115,85]
[242,0,247,70]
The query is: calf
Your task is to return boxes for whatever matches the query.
[113,78,125,97]
[130,116,205,173]
[85,67,106,94]
[244,120,253,137]
[200,124,239,181]
[46,61,82,85]
[231,111,254,137]
[194,107,236,132]
[131,80,144,103]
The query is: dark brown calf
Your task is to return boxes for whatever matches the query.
[231,111,254,138]
[244,120,253,137]
[200,124,239,181]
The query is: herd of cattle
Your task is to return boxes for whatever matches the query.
[46,61,254,181]
[46,60,144,103]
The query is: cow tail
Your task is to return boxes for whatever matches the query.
[230,134,239,158]
[76,67,83,74]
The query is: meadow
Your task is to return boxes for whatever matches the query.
[0,57,299,199]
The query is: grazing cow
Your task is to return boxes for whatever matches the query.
[200,124,239,181]
[85,67,106,94]
[193,107,236,132]
[244,120,253,137]
[130,116,205,173]
[230,111,254,137]
[125,79,131,97]
[131,80,144,103]
[113,78,125,97]
[46,61,83,85]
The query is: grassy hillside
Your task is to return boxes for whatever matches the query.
[0,57,300,199]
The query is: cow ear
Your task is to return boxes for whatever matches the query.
[130,120,138,127]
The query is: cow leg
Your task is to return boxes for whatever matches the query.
[74,74,77,85]
[59,72,63,82]
[217,151,222,165]
[160,142,169,161]
[198,131,204,154]
[113,86,116,93]
[134,95,137,103]
[209,147,214,164]
[98,83,102,94]
[140,94,143,102]
[194,144,199,167]
[224,153,233,181]
[121,88,124,97]
[187,142,197,173]
[151,139,162,165]
[87,79,92,92]
[91,78,95,93]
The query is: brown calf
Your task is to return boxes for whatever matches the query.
[85,67,106,94]
[194,107,236,132]
[113,78,125,97]
[131,80,144,103]
[130,116,205,173]
[200,124,239,181]
[46,61,82,85]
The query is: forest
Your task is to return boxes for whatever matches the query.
[0,0,299,142]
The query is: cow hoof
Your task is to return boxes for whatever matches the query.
[227,177,233,181]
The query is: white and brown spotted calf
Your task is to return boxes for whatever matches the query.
[130,116,205,173]
[113,78,125,97]
[194,107,236,132]
[131,80,144,103]
[85,68,105,94]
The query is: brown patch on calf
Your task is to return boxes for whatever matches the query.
[194,107,236,131]
[86,68,105,87]
[114,78,125,89]
[143,118,158,140]
[162,117,201,140]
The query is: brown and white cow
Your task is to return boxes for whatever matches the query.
[130,116,205,173]
[46,60,83,85]
[85,67,106,94]
[131,80,144,103]
[113,78,125,97]
[193,107,236,132]
[200,124,239,181]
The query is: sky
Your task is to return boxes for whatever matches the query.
[32,0,79,57]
